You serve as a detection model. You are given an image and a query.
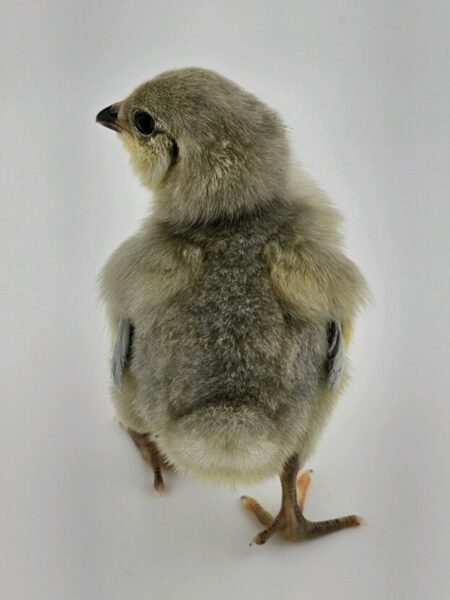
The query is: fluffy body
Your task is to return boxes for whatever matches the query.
[98,68,369,485]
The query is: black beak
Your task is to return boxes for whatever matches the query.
[96,103,122,132]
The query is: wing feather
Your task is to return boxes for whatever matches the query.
[111,318,134,390]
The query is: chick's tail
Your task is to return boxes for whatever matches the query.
[158,402,296,486]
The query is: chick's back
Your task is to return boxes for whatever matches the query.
[114,206,328,485]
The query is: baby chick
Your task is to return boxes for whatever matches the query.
[96,68,369,545]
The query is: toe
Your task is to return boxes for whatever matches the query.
[296,469,313,510]
[241,496,274,527]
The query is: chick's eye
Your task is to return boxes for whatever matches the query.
[134,112,155,135]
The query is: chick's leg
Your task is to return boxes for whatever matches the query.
[242,455,362,545]
[127,429,170,493]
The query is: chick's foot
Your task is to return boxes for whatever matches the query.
[241,455,362,545]
[127,428,171,493]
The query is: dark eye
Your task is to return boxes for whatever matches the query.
[134,111,155,135]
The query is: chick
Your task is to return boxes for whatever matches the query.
[96,67,369,545]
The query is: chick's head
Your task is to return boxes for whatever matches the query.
[97,67,290,225]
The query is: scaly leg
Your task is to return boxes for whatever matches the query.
[127,428,170,493]
[242,455,362,545]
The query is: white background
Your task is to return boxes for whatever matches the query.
[1,1,449,599]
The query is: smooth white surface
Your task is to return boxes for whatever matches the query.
[1,2,449,599]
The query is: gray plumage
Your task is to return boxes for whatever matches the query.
[97,67,369,488]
